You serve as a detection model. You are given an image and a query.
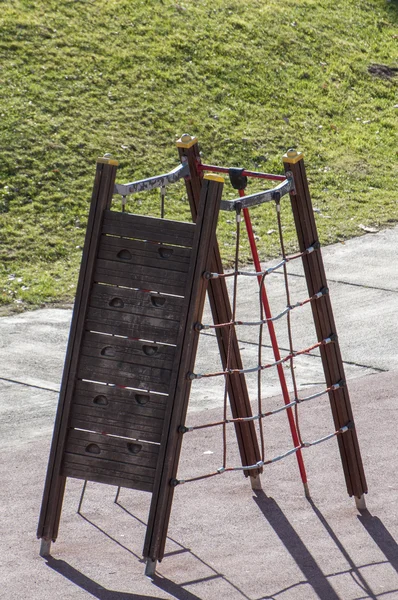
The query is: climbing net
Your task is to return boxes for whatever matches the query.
[173,184,352,487]
[112,156,353,489]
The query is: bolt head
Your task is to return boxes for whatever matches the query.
[180,133,192,143]
[287,148,298,158]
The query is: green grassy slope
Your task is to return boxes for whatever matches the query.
[0,0,397,311]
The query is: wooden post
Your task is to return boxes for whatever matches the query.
[176,134,262,483]
[144,175,226,567]
[37,157,119,550]
[283,150,367,501]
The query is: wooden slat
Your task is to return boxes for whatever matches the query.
[98,235,191,273]
[62,452,155,485]
[78,356,172,394]
[65,429,159,469]
[90,283,184,322]
[70,409,163,443]
[102,210,196,247]
[60,465,153,492]
[62,429,158,491]
[81,332,176,370]
[94,259,189,296]
[85,306,181,345]
[74,379,167,411]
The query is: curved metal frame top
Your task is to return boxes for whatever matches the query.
[220,177,294,212]
[114,161,190,196]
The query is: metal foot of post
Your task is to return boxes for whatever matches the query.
[145,558,157,578]
[40,538,51,557]
[304,482,311,499]
[250,475,262,490]
[355,494,367,510]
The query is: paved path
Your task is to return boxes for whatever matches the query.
[1,227,397,599]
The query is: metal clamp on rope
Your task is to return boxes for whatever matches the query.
[332,379,346,391]
[217,466,226,474]
[194,322,205,332]
[203,271,216,280]
[323,333,338,345]
[187,372,197,381]
[170,478,182,487]
[340,421,355,434]
[306,241,321,254]
[235,200,243,222]
[314,287,329,299]
[178,425,193,434]
[273,190,281,203]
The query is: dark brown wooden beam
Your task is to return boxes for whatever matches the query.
[176,135,262,481]
[37,157,119,548]
[144,175,227,565]
[283,150,367,500]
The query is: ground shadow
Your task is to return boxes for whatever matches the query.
[46,557,164,600]
[152,574,207,600]
[358,509,398,573]
[307,498,378,599]
[46,488,398,600]
[253,490,341,599]
[115,500,250,600]
[45,490,248,600]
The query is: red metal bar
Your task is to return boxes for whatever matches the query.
[239,189,308,488]
[197,162,286,182]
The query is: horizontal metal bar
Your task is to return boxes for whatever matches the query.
[197,163,287,182]
[219,177,293,211]
[114,162,189,196]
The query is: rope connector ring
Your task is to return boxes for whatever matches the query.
[170,478,181,487]
[194,322,204,332]
[186,372,197,381]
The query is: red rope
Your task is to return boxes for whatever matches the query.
[239,190,308,486]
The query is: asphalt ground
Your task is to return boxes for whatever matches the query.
[0,226,397,599]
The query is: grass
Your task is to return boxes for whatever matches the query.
[0,0,397,312]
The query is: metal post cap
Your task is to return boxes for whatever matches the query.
[287,149,298,158]
[176,133,198,148]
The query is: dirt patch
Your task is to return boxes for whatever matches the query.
[368,63,398,79]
